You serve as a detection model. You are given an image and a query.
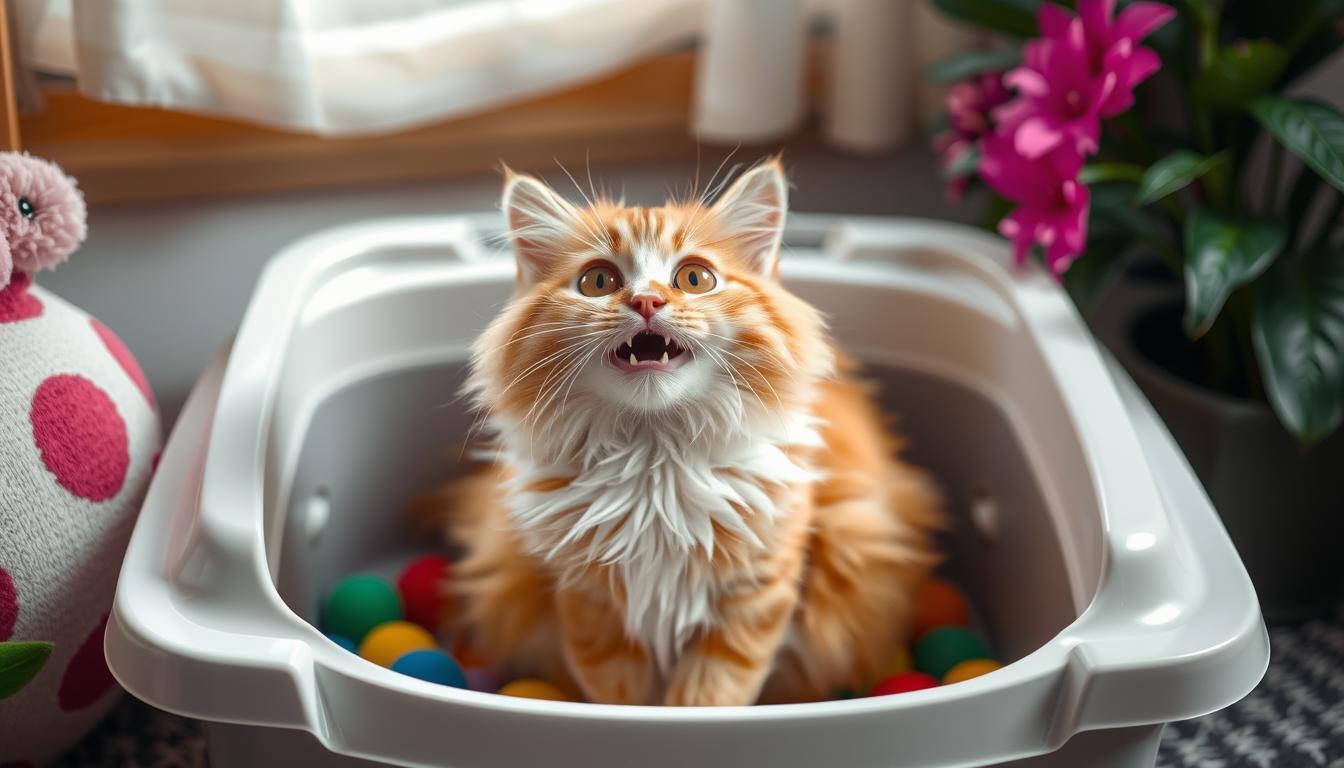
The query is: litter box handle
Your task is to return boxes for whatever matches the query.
[106,346,322,730]
[1047,526,1268,739]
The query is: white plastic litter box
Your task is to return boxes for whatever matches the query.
[106,213,1270,768]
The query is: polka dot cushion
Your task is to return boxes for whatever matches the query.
[0,276,161,763]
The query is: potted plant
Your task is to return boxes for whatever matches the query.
[928,0,1344,623]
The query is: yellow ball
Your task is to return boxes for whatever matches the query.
[879,645,912,679]
[497,679,573,701]
[358,621,436,668]
[942,658,1001,684]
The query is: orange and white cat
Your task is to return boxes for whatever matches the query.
[423,159,943,706]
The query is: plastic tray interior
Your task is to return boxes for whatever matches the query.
[276,360,1079,667]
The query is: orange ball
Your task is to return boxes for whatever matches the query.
[942,658,1001,684]
[358,621,436,668]
[497,679,573,701]
[910,578,971,641]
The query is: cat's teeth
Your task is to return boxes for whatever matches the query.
[662,334,671,347]
[629,352,638,366]
[660,350,669,364]
[627,335,635,348]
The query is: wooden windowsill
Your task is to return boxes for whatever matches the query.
[18,46,831,205]
[21,52,704,204]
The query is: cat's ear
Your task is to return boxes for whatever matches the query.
[711,159,788,276]
[502,169,582,285]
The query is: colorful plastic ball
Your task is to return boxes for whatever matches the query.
[390,649,468,688]
[909,578,971,641]
[397,555,452,630]
[878,645,912,679]
[497,679,573,701]
[322,574,403,645]
[359,621,437,668]
[942,658,1002,684]
[464,666,502,693]
[326,634,358,653]
[913,626,990,680]
[870,672,939,696]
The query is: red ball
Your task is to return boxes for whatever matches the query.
[396,555,452,630]
[870,672,940,696]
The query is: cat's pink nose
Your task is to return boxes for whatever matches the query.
[628,293,666,320]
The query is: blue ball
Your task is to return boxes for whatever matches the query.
[327,634,358,653]
[390,649,468,688]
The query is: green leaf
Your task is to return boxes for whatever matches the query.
[944,144,981,178]
[1196,41,1288,107]
[1284,160,1325,235]
[1090,182,1170,246]
[1252,252,1344,442]
[925,50,1020,84]
[1080,163,1146,185]
[1183,211,1287,337]
[1137,151,1227,204]
[0,641,54,699]
[931,0,1040,37]
[1251,98,1344,194]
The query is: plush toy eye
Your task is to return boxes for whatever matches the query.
[577,263,623,297]
[17,197,34,220]
[672,262,717,294]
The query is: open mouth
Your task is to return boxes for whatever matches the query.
[611,331,690,372]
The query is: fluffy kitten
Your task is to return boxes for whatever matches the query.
[422,159,943,706]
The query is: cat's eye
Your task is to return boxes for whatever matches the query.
[577,263,623,297]
[672,262,717,294]
[17,197,34,220]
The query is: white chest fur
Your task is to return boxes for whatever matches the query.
[498,409,820,669]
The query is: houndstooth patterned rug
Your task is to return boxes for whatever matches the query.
[1158,612,1344,768]
[54,608,1344,768]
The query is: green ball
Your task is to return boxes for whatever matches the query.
[322,574,403,645]
[913,626,989,680]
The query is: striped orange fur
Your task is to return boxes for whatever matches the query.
[422,159,943,705]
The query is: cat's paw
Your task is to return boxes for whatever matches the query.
[576,659,656,705]
[662,658,759,707]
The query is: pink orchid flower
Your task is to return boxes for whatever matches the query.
[995,0,1174,159]
[933,72,1011,201]
[979,131,1090,275]
[1053,0,1175,115]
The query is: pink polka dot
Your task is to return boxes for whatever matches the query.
[59,613,118,711]
[0,272,42,323]
[30,374,129,502]
[0,565,16,641]
[90,318,155,408]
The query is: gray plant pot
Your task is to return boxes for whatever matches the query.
[1103,297,1344,625]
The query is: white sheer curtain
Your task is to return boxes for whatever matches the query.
[12,0,975,147]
